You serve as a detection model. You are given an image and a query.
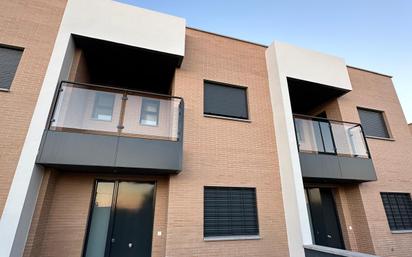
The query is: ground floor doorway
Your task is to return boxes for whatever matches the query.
[83,181,155,257]
[305,187,345,249]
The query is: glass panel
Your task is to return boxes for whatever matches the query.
[50,82,182,141]
[304,189,316,242]
[294,116,369,158]
[84,182,115,257]
[51,84,122,134]
[295,118,326,153]
[122,94,180,140]
[313,122,325,152]
[330,122,369,158]
[319,121,335,154]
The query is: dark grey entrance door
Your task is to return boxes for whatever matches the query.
[306,188,345,249]
[83,181,155,257]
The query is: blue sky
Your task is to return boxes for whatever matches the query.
[120,0,411,123]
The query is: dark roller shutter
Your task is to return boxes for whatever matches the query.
[381,193,412,231]
[358,108,389,138]
[204,82,248,119]
[204,187,259,237]
[0,46,23,90]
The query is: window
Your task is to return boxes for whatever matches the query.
[204,81,248,120]
[294,118,305,142]
[358,108,390,138]
[84,182,115,257]
[381,192,412,231]
[140,98,160,126]
[204,187,259,238]
[0,46,23,90]
[92,92,115,121]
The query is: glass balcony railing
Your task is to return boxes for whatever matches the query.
[293,115,370,158]
[49,81,183,141]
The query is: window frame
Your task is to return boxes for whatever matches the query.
[380,192,412,232]
[203,80,250,121]
[91,92,116,122]
[0,44,24,92]
[203,186,260,240]
[140,98,160,127]
[357,107,392,140]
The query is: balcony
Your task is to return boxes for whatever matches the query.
[294,115,376,182]
[36,81,184,174]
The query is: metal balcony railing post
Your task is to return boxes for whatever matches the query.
[46,81,65,129]
[359,124,372,158]
[177,100,184,141]
[117,92,128,135]
[328,121,338,155]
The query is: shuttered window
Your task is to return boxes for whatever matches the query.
[381,192,412,231]
[0,46,23,90]
[204,187,259,237]
[204,81,248,119]
[358,108,390,138]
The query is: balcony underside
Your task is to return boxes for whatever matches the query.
[36,130,182,174]
[299,152,376,182]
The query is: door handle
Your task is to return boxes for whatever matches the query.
[327,234,332,238]
[111,238,115,243]
[128,243,133,248]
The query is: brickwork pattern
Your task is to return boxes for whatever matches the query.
[21,27,289,257]
[164,28,290,257]
[0,0,67,212]
[338,68,412,257]
[310,98,376,254]
[23,169,59,257]
[24,171,170,257]
[5,10,412,257]
[304,68,412,256]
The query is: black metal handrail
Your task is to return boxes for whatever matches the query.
[293,114,362,126]
[60,80,184,100]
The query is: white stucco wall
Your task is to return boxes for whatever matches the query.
[64,0,186,57]
[273,41,352,90]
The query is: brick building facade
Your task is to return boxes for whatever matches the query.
[0,1,411,257]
